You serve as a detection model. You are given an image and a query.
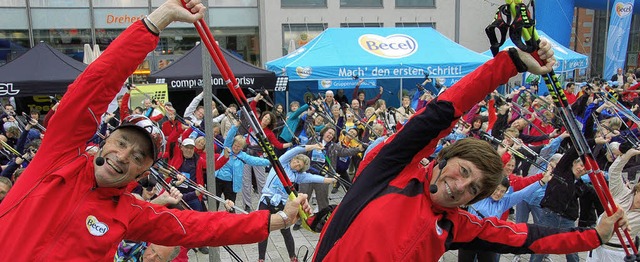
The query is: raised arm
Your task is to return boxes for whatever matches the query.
[608,148,639,208]
[357,51,520,180]
[315,42,556,261]
[184,92,203,118]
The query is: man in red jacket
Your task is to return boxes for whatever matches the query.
[314,40,628,261]
[0,0,311,260]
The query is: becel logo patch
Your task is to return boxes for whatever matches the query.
[359,34,418,59]
[86,215,109,236]
[296,66,312,78]
[616,2,633,17]
[321,80,332,89]
[0,83,20,96]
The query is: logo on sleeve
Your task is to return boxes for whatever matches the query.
[86,215,109,236]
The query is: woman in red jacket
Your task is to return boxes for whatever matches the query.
[314,40,627,262]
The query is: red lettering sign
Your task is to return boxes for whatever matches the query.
[106,14,144,25]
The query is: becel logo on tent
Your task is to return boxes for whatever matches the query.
[321,80,332,89]
[0,83,19,96]
[296,66,312,78]
[359,34,418,59]
[616,2,633,17]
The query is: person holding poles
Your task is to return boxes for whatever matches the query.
[314,38,628,261]
[257,143,336,262]
[0,1,311,260]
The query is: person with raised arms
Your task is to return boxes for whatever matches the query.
[0,1,311,260]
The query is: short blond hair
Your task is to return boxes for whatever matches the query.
[233,135,246,148]
[292,154,311,172]
[504,127,520,138]
[0,176,12,188]
[365,107,375,116]
[194,136,206,148]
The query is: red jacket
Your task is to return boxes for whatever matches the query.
[168,142,228,187]
[509,173,543,191]
[527,117,555,147]
[248,100,285,150]
[0,21,270,261]
[161,118,184,159]
[314,52,602,261]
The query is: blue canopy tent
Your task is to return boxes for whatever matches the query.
[266,27,491,107]
[482,30,589,94]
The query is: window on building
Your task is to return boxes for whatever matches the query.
[33,29,91,62]
[340,0,382,8]
[340,23,383,28]
[95,26,259,83]
[395,0,435,8]
[211,0,257,7]
[591,10,607,75]
[92,0,147,7]
[281,0,326,8]
[211,27,261,66]
[0,1,26,7]
[282,23,327,56]
[395,22,435,28]
[30,0,89,7]
[0,30,30,65]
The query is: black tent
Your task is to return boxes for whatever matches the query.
[0,42,86,97]
[148,44,276,91]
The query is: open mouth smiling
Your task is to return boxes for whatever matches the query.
[106,159,124,174]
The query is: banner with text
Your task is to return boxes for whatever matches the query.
[604,0,634,79]
[130,84,169,111]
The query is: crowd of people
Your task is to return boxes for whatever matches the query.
[0,0,636,261]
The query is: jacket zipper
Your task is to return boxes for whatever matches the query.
[39,186,94,260]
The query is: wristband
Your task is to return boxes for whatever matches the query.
[507,48,528,73]
[144,15,161,34]
[276,210,290,228]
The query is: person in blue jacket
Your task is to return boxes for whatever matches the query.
[279,101,309,144]
[257,144,336,262]
[215,120,270,208]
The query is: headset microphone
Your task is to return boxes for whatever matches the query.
[95,150,105,166]
[95,141,106,166]
[429,159,447,194]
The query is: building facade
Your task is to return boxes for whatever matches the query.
[0,0,501,71]
[0,0,260,74]
[259,0,498,64]
[1,0,638,82]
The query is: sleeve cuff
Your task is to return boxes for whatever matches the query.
[141,19,160,37]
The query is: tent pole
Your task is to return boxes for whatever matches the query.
[400,77,403,106]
